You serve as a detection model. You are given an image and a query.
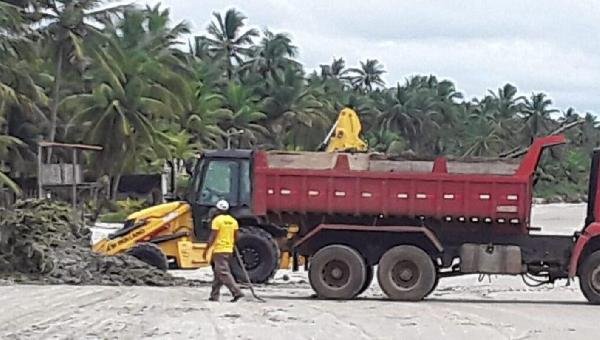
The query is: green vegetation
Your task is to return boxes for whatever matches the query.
[0,2,598,200]
[99,198,147,223]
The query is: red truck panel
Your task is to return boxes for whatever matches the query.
[251,135,565,234]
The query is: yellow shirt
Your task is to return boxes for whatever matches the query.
[211,214,239,253]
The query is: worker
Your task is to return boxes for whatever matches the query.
[204,199,244,302]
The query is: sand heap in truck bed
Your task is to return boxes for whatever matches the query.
[0,200,199,286]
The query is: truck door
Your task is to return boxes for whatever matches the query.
[190,158,252,241]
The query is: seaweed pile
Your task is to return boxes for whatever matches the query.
[0,200,199,286]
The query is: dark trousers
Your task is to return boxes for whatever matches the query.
[210,253,242,300]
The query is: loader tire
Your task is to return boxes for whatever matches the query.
[128,242,168,271]
[377,245,436,301]
[231,227,280,284]
[579,250,600,304]
[309,245,367,299]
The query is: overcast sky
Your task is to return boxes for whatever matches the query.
[131,0,600,115]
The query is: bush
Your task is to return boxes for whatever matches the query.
[175,175,191,197]
[99,211,130,223]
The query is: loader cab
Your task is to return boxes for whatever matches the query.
[188,149,253,240]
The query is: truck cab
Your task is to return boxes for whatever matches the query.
[187,150,254,241]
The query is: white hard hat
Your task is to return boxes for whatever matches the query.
[216,199,229,211]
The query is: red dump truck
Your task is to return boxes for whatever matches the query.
[107,134,600,303]
[179,133,600,303]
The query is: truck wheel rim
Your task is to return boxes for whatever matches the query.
[241,247,261,270]
[322,260,350,288]
[592,266,600,292]
[391,260,419,289]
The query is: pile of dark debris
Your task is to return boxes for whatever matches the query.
[0,200,200,286]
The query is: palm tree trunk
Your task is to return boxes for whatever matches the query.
[47,45,64,162]
[226,58,233,80]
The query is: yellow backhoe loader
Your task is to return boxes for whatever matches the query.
[92,108,367,282]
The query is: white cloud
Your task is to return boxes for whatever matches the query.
[130,0,600,114]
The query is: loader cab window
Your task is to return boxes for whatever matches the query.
[199,160,239,205]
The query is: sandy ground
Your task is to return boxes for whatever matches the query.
[2,203,598,340]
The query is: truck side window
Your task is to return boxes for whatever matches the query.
[199,160,239,205]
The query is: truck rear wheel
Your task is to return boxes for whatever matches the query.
[428,273,440,296]
[231,227,280,284]
[377,245,436,301]
[308,245,367,299]
[127,242,168,271]
[579,250,600,304]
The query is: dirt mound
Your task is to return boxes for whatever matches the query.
[0,199,200,286]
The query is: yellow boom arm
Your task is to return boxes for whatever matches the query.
[324,107,368,152]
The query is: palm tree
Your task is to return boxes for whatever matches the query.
[377,80,444,154]
[366,129,405,154]
[243,29,299,86]
[414,76,463,154]
[0,1,47,188]
[262,67,328,150]
[135,130,200,175]
[578,113,600,153]
[0,2,46,113]
[462,106,504,157]
[184,98,226,149]
[0,117,23,193]
[346,59,386,92]
[522,92,559,141]
[62,54,165,197]
[173,63,226,148]
[377,86,415,138]
[203,9,258,79]
[559,107,579,124]
[211,83,268,148]
[36,0,130,157]
[488,83,524,119]
[115,4,190,68]
[320,57,346,80]
[61,9,184,198]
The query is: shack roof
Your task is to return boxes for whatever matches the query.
[38,141,103,151]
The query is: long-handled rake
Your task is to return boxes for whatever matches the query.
[234,247,266,302]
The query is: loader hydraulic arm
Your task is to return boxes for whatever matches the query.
[92,202,192,255]
[319,107,368,152]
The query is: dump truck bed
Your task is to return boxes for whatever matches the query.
[251,136,566,234]
[265,151,520,175]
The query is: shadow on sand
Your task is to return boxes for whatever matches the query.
[257,293,590,306]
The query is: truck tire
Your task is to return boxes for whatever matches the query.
[127,243,168,271]
[357,265,374,296]
[309,245,367,299]
[231,227,280,284]
[377,245,436,301]
[579,250,600,304]
[428,273,440,296]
